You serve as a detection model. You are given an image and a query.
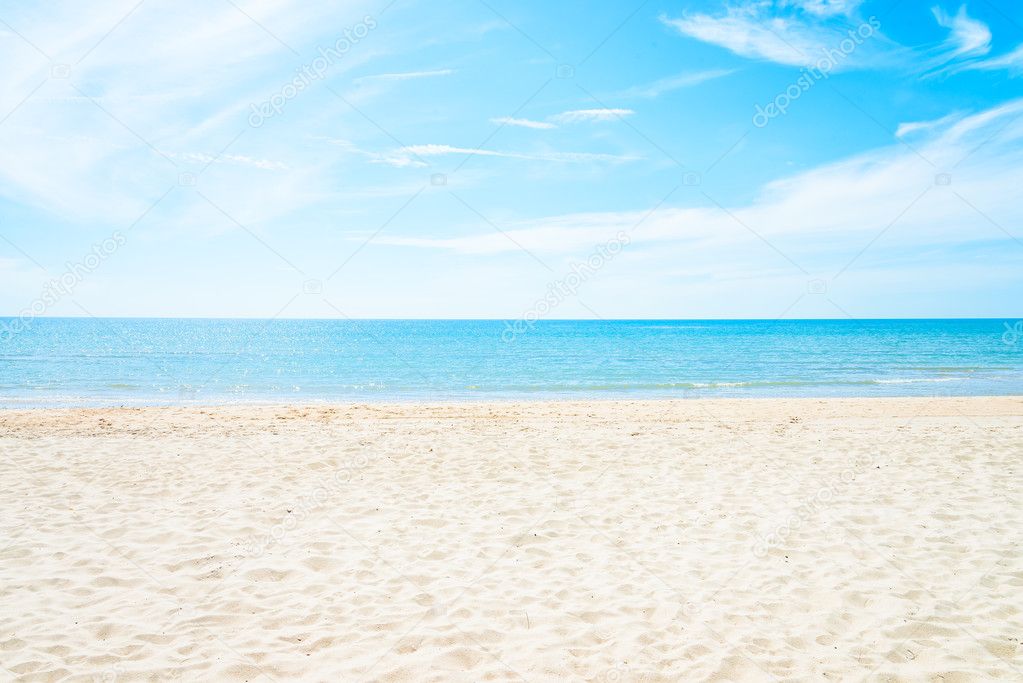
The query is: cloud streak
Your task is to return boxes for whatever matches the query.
[610,69,735,98]
[354,68,454,84]
[490,116,556,130]
[169,152,290,171]
[489,108,635,130]
[376,144,639,167]
[966,43,1023,76]
[550,108,634,123]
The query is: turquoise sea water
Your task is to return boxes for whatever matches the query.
[0,319,1021,407]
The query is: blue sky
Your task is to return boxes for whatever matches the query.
[0,0,1021,319]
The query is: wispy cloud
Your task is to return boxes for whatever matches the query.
[966,43,1023,76]
[551,108,634,123]
[918,4,991,78]
[491,109,634,129]
[490,116,556,130]
[895,112,962,138]
[662,1,885,70]
[379,144,639,166]
[664,7,830,67]
[931,5,991,61]
[321,138,430,168]
[327,139,640,168]
[610,69,735,98]
[354,68,454,84]
[922,5,1023,78]
[169,152,289,171]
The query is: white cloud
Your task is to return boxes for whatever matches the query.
[170,152,290,171]
[894,112,962,138]
[381,144,639,166]
[490,109,636,129]
[369,153,429,168]
[354,68,454,84]
[931,5,991,61]
[490,116,556,129]
[664,8,828,67]
[316,137,431,168]
[611,69,735,98]
[551,108,634,123]
[327,139,639,168]
[963,43,1023,77]
[922,6,1023,78]
[662,1,885,70]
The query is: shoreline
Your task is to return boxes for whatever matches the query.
[2,394,1022,419]
[2,393,1022,409]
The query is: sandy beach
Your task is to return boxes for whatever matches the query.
[1,397,1021,681]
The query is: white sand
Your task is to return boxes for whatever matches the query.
[1,397,1022,681]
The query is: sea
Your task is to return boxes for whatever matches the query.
[1,318,1021,407]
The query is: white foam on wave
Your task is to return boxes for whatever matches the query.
[872,377,961,384]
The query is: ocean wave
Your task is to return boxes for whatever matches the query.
[904,366,1013,373]
[872,377,960,384]
[478,377,974,392]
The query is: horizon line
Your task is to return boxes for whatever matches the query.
[2,316,1019,322]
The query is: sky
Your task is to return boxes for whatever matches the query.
[0,0,1022,320]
